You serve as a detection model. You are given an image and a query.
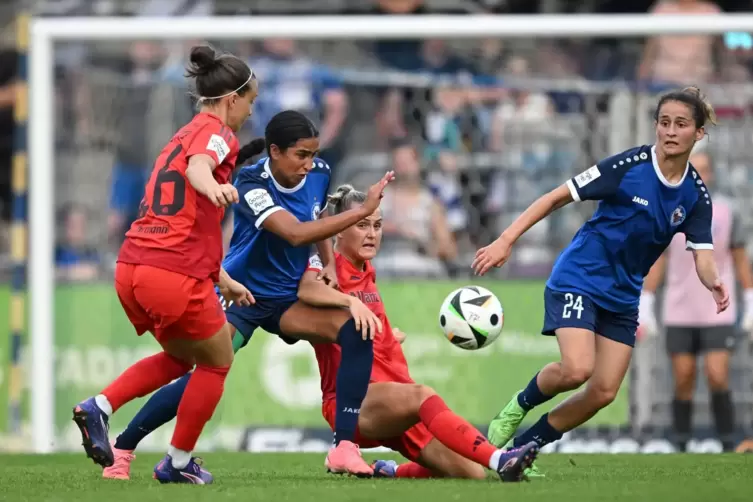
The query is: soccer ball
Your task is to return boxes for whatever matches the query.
[438,286,504,350]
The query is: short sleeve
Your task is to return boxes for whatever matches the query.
[682,198,714,251]
[566,162,622,202]
[186,123,239,166]
[307,253,324,272]
[236,178,283,229]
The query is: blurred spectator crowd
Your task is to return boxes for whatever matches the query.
[2,0,753,281]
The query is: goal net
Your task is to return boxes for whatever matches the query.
[8,14,753,453]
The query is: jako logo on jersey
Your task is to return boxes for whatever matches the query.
[342,407,360,414]
[671,206,687,227]
[632,196,649,206]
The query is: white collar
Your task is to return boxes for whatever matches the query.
[651,145,688,189]
[264,158,306,194]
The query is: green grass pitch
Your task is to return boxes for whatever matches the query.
[2,453,752,502]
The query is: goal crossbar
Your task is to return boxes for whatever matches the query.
[27,13,753,453]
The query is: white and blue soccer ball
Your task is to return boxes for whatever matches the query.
[438,286,504,350]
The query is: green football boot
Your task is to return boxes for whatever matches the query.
[487,391,529,448]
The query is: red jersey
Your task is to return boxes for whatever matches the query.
[118,112,239,282]
[309,253,413,402]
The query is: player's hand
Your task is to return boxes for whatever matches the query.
[363,171,396,213]
[712,280,730,314]
[317,263,339,289]
[472,236,512,276]
[208,183,239,208]
[393,327,406,344]
[220,279,255,307]
[347,297,383,340]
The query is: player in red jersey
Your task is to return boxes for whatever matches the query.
[72,45,258,485]
[301,184,539,482]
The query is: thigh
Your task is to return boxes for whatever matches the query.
[595,306,639,348]
[160,321,234,367]
[416,438,486,479]
[699,325,737,353]
[542,288,598,337]
[555,328,597,370]
[278,301,351,344]
[590,333,633,393]
[671,353,698,382]
[666,326,699,355]
[357,382,425,440]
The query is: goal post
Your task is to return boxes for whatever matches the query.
[26,13,753,454]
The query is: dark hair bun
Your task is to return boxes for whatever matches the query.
[187,45,218,77]
[237,138,267,166]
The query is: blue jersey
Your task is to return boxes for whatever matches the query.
[547,145,713,313]
[223,158,331,300]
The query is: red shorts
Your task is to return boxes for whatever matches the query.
[322,399,433,462]
[114,263,226,343]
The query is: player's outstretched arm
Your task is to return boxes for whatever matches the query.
[501,183,573,245]
[473,184,572,275]
[693,249,730,313]
[261,171,394,247]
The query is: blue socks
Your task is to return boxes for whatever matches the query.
[513,413,563,448]
[113,373,190,450]
[334,318,374,445]
[517,372,553,411]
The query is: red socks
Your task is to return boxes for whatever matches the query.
[395,462,434,478]
[418,394,497,468]
[171,364,230,452]
[102,352,191,413]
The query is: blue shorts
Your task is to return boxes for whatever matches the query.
[542,287,638,347]
[110,163,148,216]
[221,294,299,347]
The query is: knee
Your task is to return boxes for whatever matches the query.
[560,362,593,390]
[585,381,619,409]
[674,373,695,398]
[414,384,438,405]
[705,365,729,391]
[331,312,357,341]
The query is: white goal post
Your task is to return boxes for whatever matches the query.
[28,13,753,454]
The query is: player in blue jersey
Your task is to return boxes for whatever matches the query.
[473,86,730,476]
[101,110,394,482]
